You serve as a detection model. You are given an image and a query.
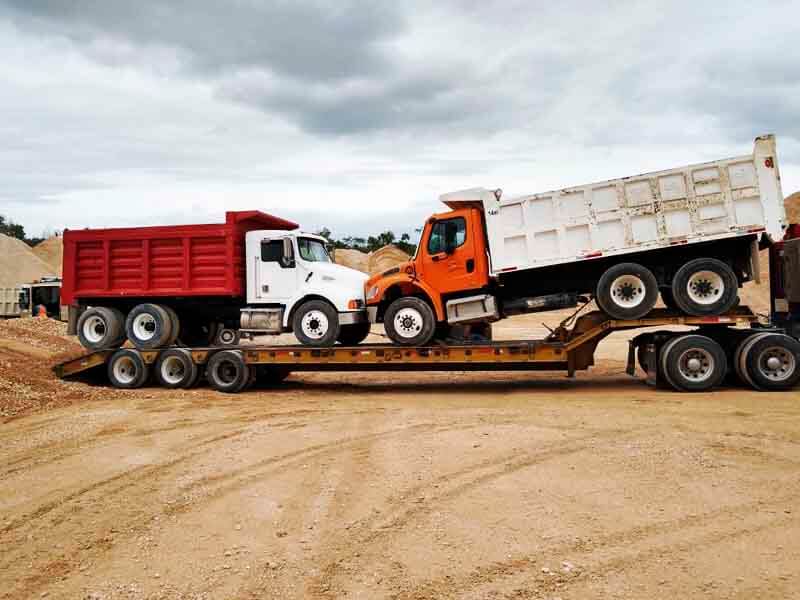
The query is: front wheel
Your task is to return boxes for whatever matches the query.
[292,300,340,346]
[384,297,436,346]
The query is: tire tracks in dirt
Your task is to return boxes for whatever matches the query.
[303,426,640,599]
[392,487,800,600]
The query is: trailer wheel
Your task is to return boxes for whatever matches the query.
[292,300,340,347]
[107,349,149,389]
[671,258,739,316]
[733,332,770,387]
[77,306,125,350]
[596,263,659,320]
[155,348,199,389]
[659,334,727,392]
[162,306,181,346]
[337,322,371,346]
[206,350,251,393]
[384,297,436,346]
[741,333,800,391]
[126,303,173,349]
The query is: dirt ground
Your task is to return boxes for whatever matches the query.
[1,315,800,599]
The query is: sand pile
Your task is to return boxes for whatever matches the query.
[786,191,800,224]
[0,234,56,288]
[367,245,410,274]
[32,235,63,276]
[334,248,369,273]
[0,317,126,420]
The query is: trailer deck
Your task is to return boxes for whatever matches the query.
[54,308,781,394]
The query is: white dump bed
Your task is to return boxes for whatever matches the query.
[0,287,22,318]
[442,135,785,276]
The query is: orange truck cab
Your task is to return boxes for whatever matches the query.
[365,205,494,345]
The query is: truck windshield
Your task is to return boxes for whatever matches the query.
[298,238,332,262]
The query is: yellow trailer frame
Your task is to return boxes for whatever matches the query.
[54,308,759,380]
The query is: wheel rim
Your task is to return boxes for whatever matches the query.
[133,313,157,341]
[301,310,329,339]
[393,307,424,339]
[161,355,185,385]
[113,356,137,384]
[216,360,238,384]
[218,329,237,344]
[756,346,796,382]
[686,270,724,305]
[83,315,106,343]
[610,274,646,309]
[677,348,715,383]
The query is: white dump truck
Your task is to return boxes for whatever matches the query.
[366,135,786,345]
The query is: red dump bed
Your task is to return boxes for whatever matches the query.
[61,211,297,305]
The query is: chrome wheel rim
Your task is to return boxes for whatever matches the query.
[610,274,646,309]
[677,348,714,382]
[757,346,796,382]
[687,270,724,305]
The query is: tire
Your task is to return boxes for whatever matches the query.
[671,258,739,316]
[336,322,371,346]
[659,334,727,392]
[384,297,436,346]
[162,306,180,346]
[595,263,659,320]
[206,349,251,393]
[742,333,800,391]
[733,332,770,388]
[125,303,173,349]
[155,348,199,389]
[107,349,149,389]
[214,327,241,346]
[292,300,340,347]
[76,306,125,351]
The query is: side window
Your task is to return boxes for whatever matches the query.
[261,240,283,262]
[427,217,466,254]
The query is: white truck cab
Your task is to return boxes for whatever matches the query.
[244,230,370,346]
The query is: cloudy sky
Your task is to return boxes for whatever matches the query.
[1,0,798,240]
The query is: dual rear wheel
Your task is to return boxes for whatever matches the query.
[595,258,740,320]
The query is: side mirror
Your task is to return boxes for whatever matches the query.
[444,222,458,254]
[280,238,296,268]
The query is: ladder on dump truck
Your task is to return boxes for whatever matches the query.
[53,307,800,393]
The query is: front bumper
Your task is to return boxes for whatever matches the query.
[339,310,368,325]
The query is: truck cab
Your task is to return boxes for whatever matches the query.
[365,206,492,345]
[245,231,370,346]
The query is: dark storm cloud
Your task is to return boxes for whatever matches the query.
[1,0,402,81]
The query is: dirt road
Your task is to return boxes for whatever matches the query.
[2,314,800,599]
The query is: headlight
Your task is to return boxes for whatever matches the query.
[366,285,379,301]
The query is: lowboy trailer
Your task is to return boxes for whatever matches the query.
[54,306,800,393]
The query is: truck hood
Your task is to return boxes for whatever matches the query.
[366,260,413,288]
[304,261,369,288]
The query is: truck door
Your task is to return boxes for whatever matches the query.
[420,212,484,295]
[256,237,298,303]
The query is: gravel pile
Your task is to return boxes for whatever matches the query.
[0,317,124,420]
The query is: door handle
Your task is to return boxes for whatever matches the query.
[431,253,447,262]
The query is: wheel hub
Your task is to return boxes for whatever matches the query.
[759,347,795,381]
[610,275,645,308]
[302,310,329,339]
[678,348,713,381]
[394,307,423,338]
[687,270,724,305]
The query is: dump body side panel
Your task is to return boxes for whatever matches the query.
[445,136,785,277]
[61,211,297,305]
